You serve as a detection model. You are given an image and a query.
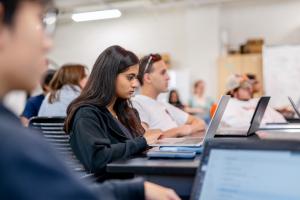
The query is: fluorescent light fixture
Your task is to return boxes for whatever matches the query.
[72,9,122,22]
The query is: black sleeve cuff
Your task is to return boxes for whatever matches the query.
[113,177,145,200]
[136,136,148,148]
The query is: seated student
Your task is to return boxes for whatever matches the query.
[132,54,206,138]
[187,80,214,123]
[246,73,261,97]
[38,64,88,116]
[168,89,185,110]
[64,46,162,178]
[0,0,179,199]
[222,74,286,127]
[20,69,56,126]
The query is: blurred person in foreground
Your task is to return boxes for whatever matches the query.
[0,0,180,199]
[20,69,55,126]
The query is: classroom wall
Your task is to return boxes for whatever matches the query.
[221,0,300,49]
[6,0,300,114]
[50,5,220,103]
[51,0,300,104]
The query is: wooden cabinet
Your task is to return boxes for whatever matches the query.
[218,54,263,97]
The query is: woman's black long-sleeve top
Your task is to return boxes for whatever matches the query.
[69,105,148,177]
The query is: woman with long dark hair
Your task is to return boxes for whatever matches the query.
[168,89,185,110]
[64,45,161,178]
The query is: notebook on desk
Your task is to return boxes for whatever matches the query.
[190,139,300,200]
[149,95,231,147]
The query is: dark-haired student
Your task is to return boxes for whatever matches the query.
[64,45,162,178]
[168,89,185,110]
[132,54,206,138]
[0,0,180,199]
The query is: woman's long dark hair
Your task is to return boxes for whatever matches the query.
[168,89,184,110]
[64,45,144,137]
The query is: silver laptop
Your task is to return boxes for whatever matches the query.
[150,95,231,147]
[289,96,300,118]
[259,97,300,130]
[190,139,300,200]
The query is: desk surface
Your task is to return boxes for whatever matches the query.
[107,155,200,175]
[107,136,259,174]
[106,136,261,198]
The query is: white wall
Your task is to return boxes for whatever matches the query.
[221,0,300,48]
[50,5,220,103]
[184,6,220,101]
[7,0,300,114]
[45,0,300,106]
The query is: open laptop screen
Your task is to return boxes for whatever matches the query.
[215,97,270,136]
[191,141,300,200]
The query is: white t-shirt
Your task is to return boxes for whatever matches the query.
[221,98,286,128]
[132,95,189,131]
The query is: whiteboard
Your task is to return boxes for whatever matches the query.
[263,45,300,108]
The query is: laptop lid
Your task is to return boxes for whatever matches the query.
[204,95,231,140]
[246,96,270,135]
[190,139,300,200]
[150,95,231,147]
[288,96,300,118]
[216,96,270,136]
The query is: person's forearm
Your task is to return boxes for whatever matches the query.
[184,107,204,114]
[20,116,29,127]
[189,119,205,133]
[161,128,181,138]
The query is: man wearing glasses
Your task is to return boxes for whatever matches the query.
[0,0,180,200]
[133,54,206,138]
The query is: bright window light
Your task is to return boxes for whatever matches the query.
[72,9,122,22]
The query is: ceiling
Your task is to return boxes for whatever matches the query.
[54,0,292,23]
[54,0,246,12]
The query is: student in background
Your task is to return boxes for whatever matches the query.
[64,46,162,178]
[246,73,261,97]
[20,69,55,126]
[248,72,295,118]
[0,0,179,200]
[168,89,185,110]
[222,74,286,127]
[38,64,88,116]
[187,80,214,123]
[132,54,206,138]
[226,74,252,101]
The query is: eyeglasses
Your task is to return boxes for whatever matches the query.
[143,54,161,74]
[42,8,59,37]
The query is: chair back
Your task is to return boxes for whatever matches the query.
[29,117,92,178]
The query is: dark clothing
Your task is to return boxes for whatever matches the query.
[0,103,145,200]
[69,105,147,177]
[21,94,44,118]
[113,117,134,139]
